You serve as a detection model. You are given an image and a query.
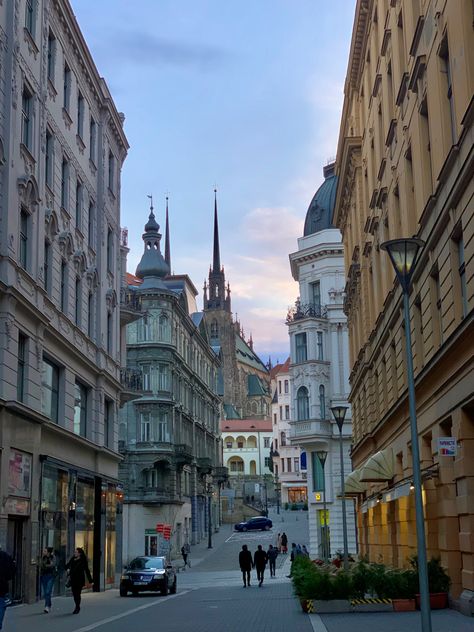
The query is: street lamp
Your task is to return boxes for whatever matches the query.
[381,237,431,632]
[270,447,280,515]
[331,405,349,570]
[206,482,213,549]
[316,450,328,562]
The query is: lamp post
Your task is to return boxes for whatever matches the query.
[381,237,431,632]
[206,482,213,549]
[270,447,280,515]
[316,450,328,561]
[331,405,349,570]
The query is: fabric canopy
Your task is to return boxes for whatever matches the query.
[360,447,394,482]
[344,468,367,494]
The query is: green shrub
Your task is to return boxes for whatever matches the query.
[291,503,298,510]
[303,502,308,511]
[284,502,289,510]
[409,556,451,593]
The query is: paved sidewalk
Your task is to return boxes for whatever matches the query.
[312,610,474,632]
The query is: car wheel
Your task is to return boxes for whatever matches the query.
[242,526,248,532]
[161,581,169,596]
[170,577,177,594]
[264,525,270,530]
[119,587,128,597]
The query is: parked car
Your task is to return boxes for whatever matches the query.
[120,556,177,596]
[234,516,273,532]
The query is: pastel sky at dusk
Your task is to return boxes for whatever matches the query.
[72,0,356,363]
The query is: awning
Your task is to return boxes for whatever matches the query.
[344,468,367,495]
[360,447,394,482]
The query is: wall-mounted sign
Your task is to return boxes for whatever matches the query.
[438,437,457,457]
[8,449,32,498]
[314,492,322,502]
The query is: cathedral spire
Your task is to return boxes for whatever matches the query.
[212,188,221,274]
[164,195,171,269]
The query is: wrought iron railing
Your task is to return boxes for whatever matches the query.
[120,367,143,391]
[120,288,142,312]
[286,300,327,324]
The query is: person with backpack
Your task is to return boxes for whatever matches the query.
[267,544,278,578]
[0,547,15,631]
[40,547,57,613]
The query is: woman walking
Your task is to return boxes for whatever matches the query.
[280,532,288,554]
[65,548,93,614]
[40,547,57,613]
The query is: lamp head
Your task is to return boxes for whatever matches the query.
[316,450,328,467]
[330,406,348,433]
[380,238,424,292]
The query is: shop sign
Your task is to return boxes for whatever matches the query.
[438,437,457,457]
[318,510,329,525]
[8,449,32,498]
[314,492,322,502]
[159,540,170,556]
[5,497,30,515]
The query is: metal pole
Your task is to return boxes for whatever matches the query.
[322,468,328,562]
[339,429,349,570]
[403,291,432,632]
[207,487,212,549]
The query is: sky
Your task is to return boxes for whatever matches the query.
[72,0,356,364]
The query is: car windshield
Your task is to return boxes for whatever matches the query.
[129,557,164,570]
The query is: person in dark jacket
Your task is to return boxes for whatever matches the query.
[253,544,268,587]
[40,547,57,613]
[0,548,15,631]
[280,532,288,553]
[238,544,253,587]
[65,548,92,614]
[267,544,278,578]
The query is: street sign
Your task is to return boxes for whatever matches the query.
[438,437,457,456]
[314,492,322,502]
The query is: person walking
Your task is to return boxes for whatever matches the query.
[181,543,191,569]
[280,532,288,554]
[301,544,310,558]
[40,547,57,613]
[253,544,268,587]
[275,532,282,552]
[0,548,14,631]
[65,548,92,614]
[238,544,253,587]
[267,544,278,578]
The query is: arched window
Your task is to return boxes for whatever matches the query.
[319,385,326,419]
[210,319,219,340]
[158,313,171,341]
[297,386,309,421]
[280,431,286,446]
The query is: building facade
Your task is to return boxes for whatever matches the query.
[119,206,223,561]
[270,359,307,506]
[333,0,474,610]
[0,0,128,602]
[287,163,356,558]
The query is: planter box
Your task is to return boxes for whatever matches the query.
[299,598,392,614]
[393,598,416,612]
[415,592,448,610]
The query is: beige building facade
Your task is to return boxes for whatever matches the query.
[333,0,474,611]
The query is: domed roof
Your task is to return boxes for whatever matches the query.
[135,210,170,284]
[303,162,338,236]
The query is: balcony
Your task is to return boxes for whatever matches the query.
[286,300,327,324]
[289,419,332,443]
[174,444,194,468]
[197,457,213,475]
[213,466,229,484]
[120,367,143,406]
[120,288,142,326]
[128,489,182,505]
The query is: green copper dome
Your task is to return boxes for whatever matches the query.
[303,162,338,236]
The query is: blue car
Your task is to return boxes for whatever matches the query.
[234,516,273,532]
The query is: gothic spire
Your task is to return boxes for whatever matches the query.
[212,188,220,274]
[164,195,171,269]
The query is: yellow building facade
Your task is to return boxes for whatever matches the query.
[333,0,474,610]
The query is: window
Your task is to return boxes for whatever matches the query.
[264,457,271,468]
[104,398,113,448]
[285,405,290,420]
[287,458,292,472]
[74,381,88,436]
[63,63,71,111]
[439,36,457,144]
[107,227,113,272]
[108,151,115,193]
[41,358,59,422]
[77,92,84,138]
[430,268,443,347]
[45,131,53,188]
[294,458,300,473]
[47,31,56,82]
[311,452,325,491]
[281,459,285,473]
[61,158,69,210]
[158,314,171,341]
[226,440,232,449]
[278,381,281,394]
[157,364,169,390]
[297,386,309,421]
[17,333,27,402]
[89,117,97,163]
[88,201,95,249]
[273,413,277,425]
[19,209,29,269]
[25,0,35,35]
[60,261,67,312]
[107,312,113,353]
[21,87,33,149]
[210,320,218,340]
[454,232,468,318]
[44,240,52,294]
[317,332,324,360]
[319,385,326,419]
[139,409,170,443]
[279,405,283,420]
[140,414,151,442]
[295,332,307,363]
[87,292,94,338]
[75,277,81,326]
[230,461,244,473]
[310,281,321,311]
[281,431,286,446]
[284,380,289,394]
[264,437,270,448]
[75,181,83,229]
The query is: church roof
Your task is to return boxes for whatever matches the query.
[303,162,338,236]
[235,335,268,372]
[223,403,241,419]
[247,374,268,396]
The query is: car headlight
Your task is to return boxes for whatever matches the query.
[154,570,165,576]
[120,574,129,580]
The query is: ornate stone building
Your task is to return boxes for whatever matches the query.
[333,0,474,611]
[119,205,223,559]
[0,0,128,601]
[287,163,356,558]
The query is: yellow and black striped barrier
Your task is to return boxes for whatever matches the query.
[351,598,392,605]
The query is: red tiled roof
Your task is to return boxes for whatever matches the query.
[220,419,273,431]
[269,356,290,378]
[126,272,142,285]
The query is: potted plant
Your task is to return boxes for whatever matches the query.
[410,556,451,609]
[392,569,418,611]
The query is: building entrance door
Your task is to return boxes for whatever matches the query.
[7,516,25,603]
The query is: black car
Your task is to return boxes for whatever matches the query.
[120,556,177,596]
[234,516,273,532]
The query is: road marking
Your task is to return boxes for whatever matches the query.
[71,590,193,632]
[309,614,329,632]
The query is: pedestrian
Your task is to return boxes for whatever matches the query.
[280,532,288,553]
[238,544,253,588]
[276,532,282,552]
[181,543,190,569]
[267,544,278,578]
[65,547,93,614]
[253,544,268,587]
[0,547,15,631]
[287,542,298,577]
[40,547,57,613]
[301,544,310,558]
